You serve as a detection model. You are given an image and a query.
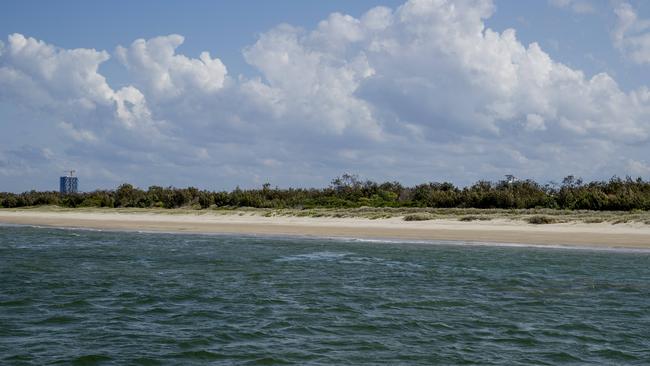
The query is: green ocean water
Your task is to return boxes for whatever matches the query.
[1,226,649,365]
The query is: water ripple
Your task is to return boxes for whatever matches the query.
[1,226,649,364]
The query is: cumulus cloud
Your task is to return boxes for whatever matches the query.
[1,0,650,191]
[242,22,381,139]
[0,33,113,107]
[0,33,158,136]
[0,33,179,189]
[237,0,649,144]
[613,2,650,64]
[115,35,227,100]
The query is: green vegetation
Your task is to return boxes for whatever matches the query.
[403,213,436,221]
[3,174,650,215]
[459,215,492,222]
[526,215,556,225]
[6,205,650,225]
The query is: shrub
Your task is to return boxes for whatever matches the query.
[526,215,556,224]
[584,218,604,224]
[459,215,491,222]
[404,213,435,221]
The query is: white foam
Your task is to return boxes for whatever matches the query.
[324,236,650,254]
[275,251,353,262]
[339,256,424,269]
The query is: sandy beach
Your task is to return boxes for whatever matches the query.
[1,209,650,249]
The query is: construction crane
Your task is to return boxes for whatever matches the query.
[63,170,76,177]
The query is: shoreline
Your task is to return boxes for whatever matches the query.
[2,209,650,249]
[5,222,650,254]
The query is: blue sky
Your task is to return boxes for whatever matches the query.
[1,0,650,192]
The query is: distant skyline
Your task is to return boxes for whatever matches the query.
[1,0,650,192]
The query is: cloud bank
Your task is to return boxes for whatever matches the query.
[1,0,649,191]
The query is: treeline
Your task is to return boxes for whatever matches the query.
[2,174,650,211]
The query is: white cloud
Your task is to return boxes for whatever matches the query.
[113,86,152,129]
[115,35,228,100]
[613,2,650,64]
[58,121,97,143]
[0,33,113,108]
[242,22,381,138]
[0,33,176,188]
[2,0,650,191]
[0,33,157,134]
[273,0,649,144]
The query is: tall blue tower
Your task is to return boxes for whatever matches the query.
[60,170,78,194]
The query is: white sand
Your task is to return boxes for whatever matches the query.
[1,210,650,248]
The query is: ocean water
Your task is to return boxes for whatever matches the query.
[1,226,650,365]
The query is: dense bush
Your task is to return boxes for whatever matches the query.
[2,174,650,211]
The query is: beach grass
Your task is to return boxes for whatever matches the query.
[3,205,650,225]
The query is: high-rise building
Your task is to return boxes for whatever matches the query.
[60,171,78,194]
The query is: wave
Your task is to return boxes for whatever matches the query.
[275,251,354,262]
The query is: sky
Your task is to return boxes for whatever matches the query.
[1,0,650,192]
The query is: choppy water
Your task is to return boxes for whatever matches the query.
[1,226,650,365]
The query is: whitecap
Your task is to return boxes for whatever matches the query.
[275,251,353,262]
[339,256,424,269]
